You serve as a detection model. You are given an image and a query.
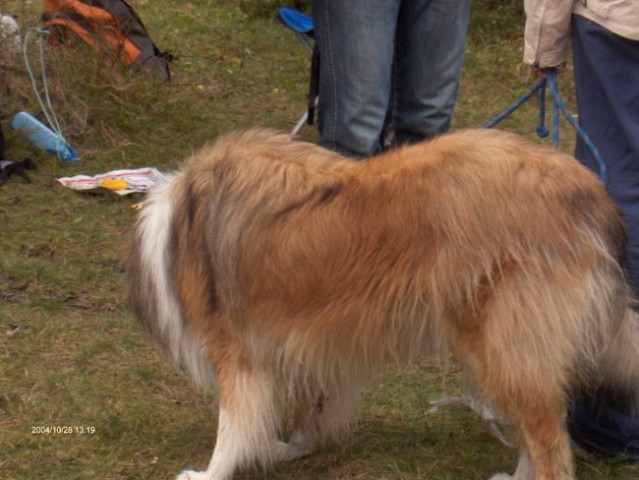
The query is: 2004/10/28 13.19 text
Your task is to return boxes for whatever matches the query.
[31,426,96,435]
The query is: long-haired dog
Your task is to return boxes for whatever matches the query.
[126,128,639,480]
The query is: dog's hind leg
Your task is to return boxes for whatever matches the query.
[281,379,361,462]
[513,397,574,480]
[176,408,247,480]
[176,364,284,480]
[476,342,575,480]
[480,374,574,480]
[279,393,325,461]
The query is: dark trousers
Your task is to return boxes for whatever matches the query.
[572,14,639,298]
[568,14,639,460]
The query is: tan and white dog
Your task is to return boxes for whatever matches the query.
[126,128,639,480]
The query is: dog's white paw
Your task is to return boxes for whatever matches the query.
[175,470,207,480]
[488,474,514,480]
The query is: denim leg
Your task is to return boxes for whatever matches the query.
[311,0,400,157]
[392,0,470,144]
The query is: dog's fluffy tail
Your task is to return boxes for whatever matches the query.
[126,172,217,391]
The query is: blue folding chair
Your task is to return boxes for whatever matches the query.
[278,7,319,135]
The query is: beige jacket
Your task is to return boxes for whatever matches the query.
[524,0,639,68]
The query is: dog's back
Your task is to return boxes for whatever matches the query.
[127,128,637,480]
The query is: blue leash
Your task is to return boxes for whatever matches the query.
[484,69,607,184]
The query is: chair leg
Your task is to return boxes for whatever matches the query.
[291,111,309,136]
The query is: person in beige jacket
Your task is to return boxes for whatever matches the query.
[524,0,639,462]
[524,0,639,68]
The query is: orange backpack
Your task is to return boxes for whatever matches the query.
[42,0,171,82]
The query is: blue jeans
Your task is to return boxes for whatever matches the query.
[311,0,470,157]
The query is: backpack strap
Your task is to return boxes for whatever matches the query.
[307,45,319,126]
[119,0,174,65]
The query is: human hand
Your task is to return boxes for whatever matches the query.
[531,63,568,78]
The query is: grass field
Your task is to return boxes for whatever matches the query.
[1,1,638,479]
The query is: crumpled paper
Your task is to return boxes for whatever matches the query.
[57,168,165,196]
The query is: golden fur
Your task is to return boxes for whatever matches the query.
[127,128,639,480]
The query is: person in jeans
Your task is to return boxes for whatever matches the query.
[524,0,639,460]
[310,0,471,158]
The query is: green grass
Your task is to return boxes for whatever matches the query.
[0,1,636,479]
